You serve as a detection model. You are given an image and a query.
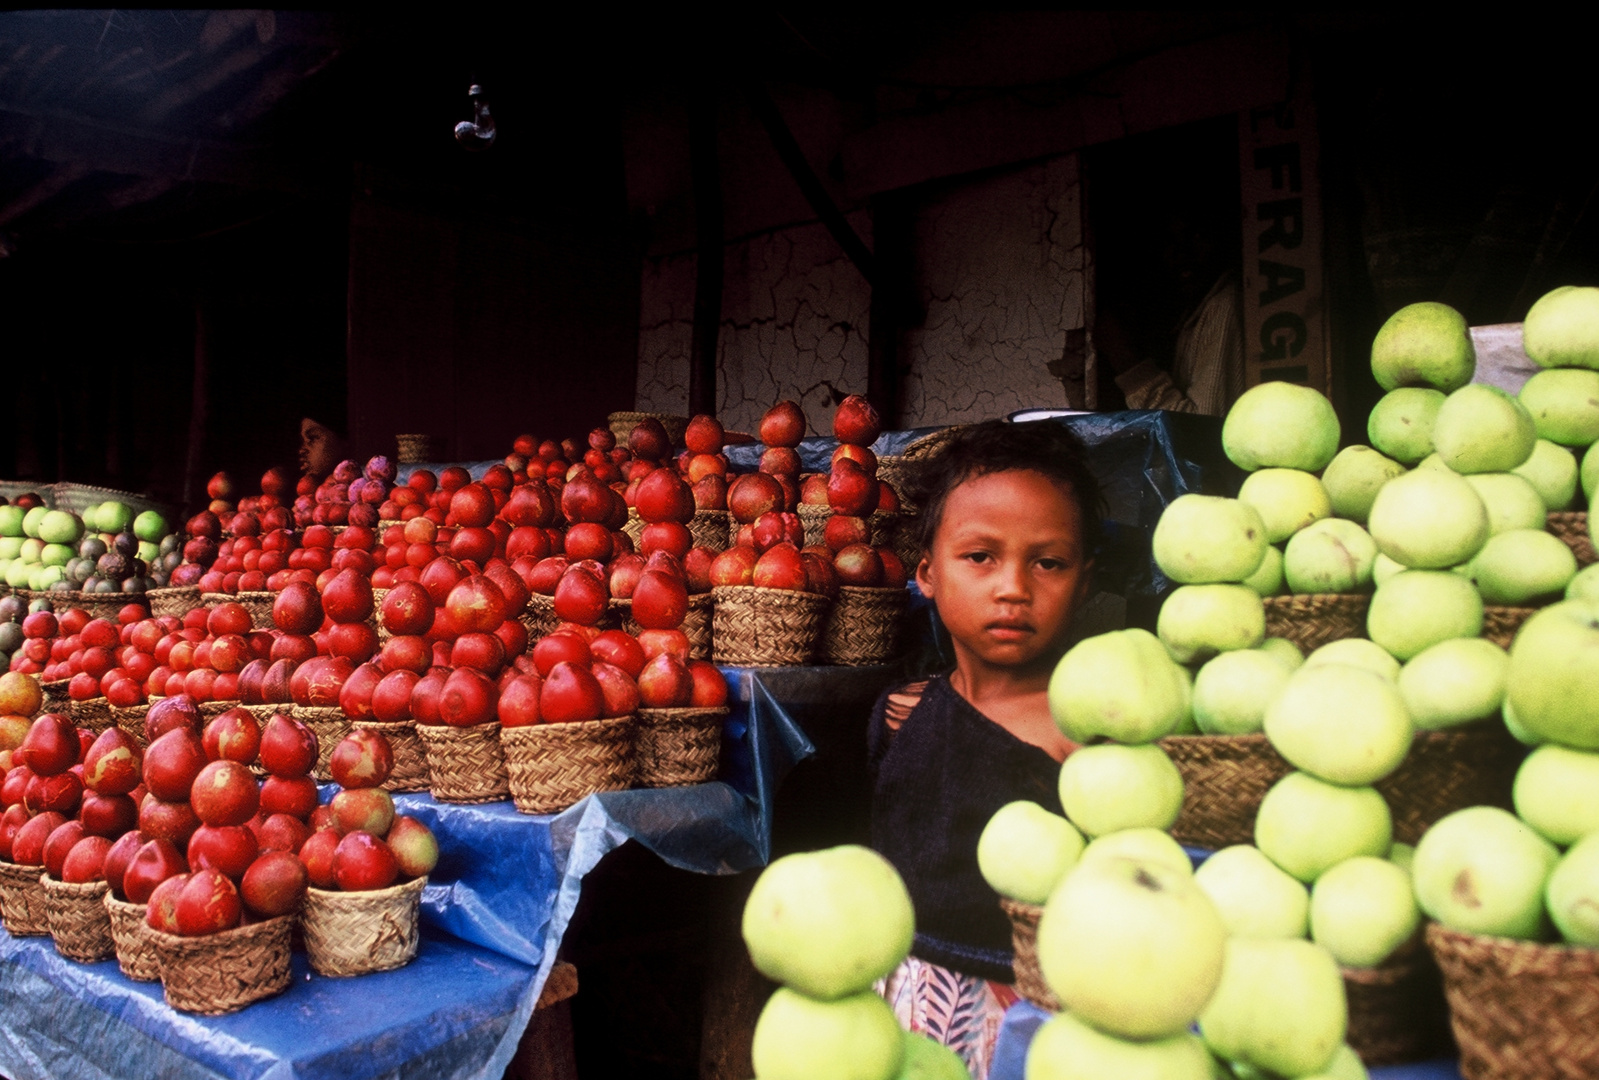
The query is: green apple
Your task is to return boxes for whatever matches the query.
[1518,368,1599,446]
[1153,495,1269,584]
[1079,828,1192,879]
[895,1031,966,1080]
[1512,438,1579,511]
[1505,599,1599,749]
[1026,1010,1217,1080]
[1513,744,1599,846]
[1545,832,1599,946]
[1502,697,1542,747]
[1192,648,1293,735]
[1255,636,1303,671]
[1371,551,1405,587]
[31,564,63,590]
[1222,382,1341,473]
[1294,1044,1370,1080]
[1050,628,1191,744]
[1370,300,1474,392]
[21,506,47,539]
[1366,570,1483,661]
[1414,451,1452,472]
[1037,855,1225,1039]
[1238,469,1331,544]
[977,801,1085,904]
[96,501,133,534]
[1321,445,1406,523]
[1521,284,1599,370]
[1468,528,1578,604]
[39,543,72,568]
[1309,856,1419,968]
[1464,472,1548,534]
[1397,637,1507,730]
[1255,773,1393,883]
[36,510,82,546]
[133,510,169,543]
[1198,938,1346,1078]
[1389,843,1415,874]
[4,561,28,588]
[1366,388,1445,465]
[1567,563,1599,602]
[0,506,23,538]
[1058,744,1184,838]
[1283,518,1376,595]
[1192,844,1310,940]
[1367,467,1488,569]
[1304,638,1400,683]
[742,845,914,1000]
[1432,384,1537,474]
[1239,544,1285,597]
[17,537,43,564]
[1584,442,1599,502]
[1412,806,1558,940]
[1264,664,1413,786]
[1157,585,1265,665]
[750,987,902,1080]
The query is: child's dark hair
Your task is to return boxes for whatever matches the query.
[907,420,1104,559]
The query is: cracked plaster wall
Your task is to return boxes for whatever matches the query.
[635,156,1084,433]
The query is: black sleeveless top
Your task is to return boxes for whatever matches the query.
[867,674,1065,983]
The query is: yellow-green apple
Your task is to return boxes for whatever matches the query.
[1321,445,1406,523]
[1521,284,1599,370]
[1546,832,1599,946]
[1309,856,1419,968]
[1304,638,1400,683]
[1367,388,1445,465]
[1264,664,1413,786]
[1049,628,1191,744]
[1239,544,1285,597]
[1464,472,1548,535]
[1198,938,1347,1078]
[1058,744,1184,838]
[1255,773,1392,883]
[1396,637,1507,730]
[1506,599,1599,749]
[1519,368,1599,446]
[1255,636,1303,670]
[1152,495,1268,584]
[1222,383,1341,473]
[1079,828,1191,879]
[1512,438,1579,510]
[1367,468,1488,569]
[750,987,902,1080]
[1570,564,1599,602]
[1432,384,1537,474]
[1238,469,1331,544]
[1027,1010,1216,1080]
[1193,844,1310,940]
[1366,569,1483,660]
[1036,856,1225,1039]
[1502,697,1542,747]
[1412,806,1558,940]
[1192,648,1293,736]
[1513,744,1599,846]
[1389,843,1415,874]
[1371,551,1406,587]
[1157,585,1265,665]
[1283,518,1377,595]
[1469,528,1578,604]
[895,1031,966,1080]
[1369,301,1474,391]
[1584,441,1599,501]
[976,801,1084,905]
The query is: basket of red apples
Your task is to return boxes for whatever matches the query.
[634,650,730,789]
[299,730,437,977]
[1,711,88,938]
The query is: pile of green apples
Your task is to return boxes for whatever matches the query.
[0,501,178,593]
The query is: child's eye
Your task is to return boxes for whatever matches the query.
[1037,557,1068,572]
[962,551,991,564]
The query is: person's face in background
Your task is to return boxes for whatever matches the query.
[299,417,345,479]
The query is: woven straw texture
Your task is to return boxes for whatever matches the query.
[689,509,731,551]
[1344,937,1453,1067]
[1482,605,1539,650]
[1000,898,1059,1012]
[876,455,913,510]
[615,593,713,659]
[711,586,830,666]
[112,703,150,748]
[1264,593,1370,653]
[103,893,162,981]
[199,699,240,720]
[372,587,390,642]
[1547,510,1597,567]
[868,510,901,549]
[622,508,644,545]
[200,591,275,628]
[152,914,294,1015]
[821,586,908,666]
[54,591,146,620]
[148,585,202,617]
[1426,922,1599,1080]
[520,593,564,640]
[395,433,439,463]
[1375,723,1525,845]
[0,861,49,936]
[293,706,350,781]
[1159,734,1293,849]
[607,411,689,446]
[501,716,633,815]
[635,707,726,788]
[797,505,829,548]
[68,696,115,734]
[417,722,510,803]
[42,876,115,962]
[302,876,426,977]
[41,679,71,707]
[353,719,430,793]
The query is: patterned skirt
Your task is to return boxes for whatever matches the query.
[878,955,1019,1079]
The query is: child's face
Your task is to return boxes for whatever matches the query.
[916,469,1092,678]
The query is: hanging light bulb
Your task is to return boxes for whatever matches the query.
[454,84,496,150]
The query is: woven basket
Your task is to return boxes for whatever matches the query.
[1482,605,1540,650]
[622,508,645,545]
[0,860,49,936]
[42,876,115,962]
[352,719,430,793]
[293,706,350,782]
[41,679,71,707]
[689,509,731,551]
[1158,734,1293,849]
[821,585,908,666]
[711,586,830,666]
[56,591,146,620]
[521,593,563,640]
[868,510,901,549]
[147,586,202,618]
[1343,936,1452,1066]
[501,716,634,814]
[112,703,150,748]
[199,699,239,720]
[1426,922,1599,1080]
[999,898,1059,1012]
[151,914,294,1015]
[103,893,162,981]
[607,411,689,447]
[1263,593,1370,653]
[1375,723,1526,845]
[614,593,714,660]
[635,707,726,787]
[796,505,829,548]
[417,722,510,803]
[395,434,440,464]
[876,455,913,510]
[200,591,275,629]
[301,875,426,977]
[1547,511,1597,568]
[68,696,115,734]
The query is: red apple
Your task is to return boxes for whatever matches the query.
[143,727,207,802]
[329,729,394,790]
[57,835,110,884]
[540,662,604,724]
[258,813,311,854]
[753,543,809,591]
[259,714,318,778]
[827,459,879,516]
[371,670,420,721]
[83,728,142,795]
[497,674,543,727]
[10,810,66,866]
[728,473,785,525]
[175,868,242,935]
[591,661,640,718]
[240,850,308,918]
[879,547,908,589]
[18,713,78,777]
[334,831,400,892]
[330,787,394,837]
[637,629,691,663]
[632,570,689,630]
[43,819,87,879]
[298,828,341,889]
[80,792,139,837]
[187,824,259,880]
[386,815,439,878]
[637,653,694,709]
[138,797,200,848]
[24,769,82,815]
[438,668,498,727]
[103,829,147,899]
[834,543,885,587]
[445,575,506,635]
[759,400,806,448]
[684,415,725,455]
[409,668,449,725]
[833,393,881,446]
[260,775,319,820]
[145,694,202,743]
[687,661,730,707]
[190,760,259,827]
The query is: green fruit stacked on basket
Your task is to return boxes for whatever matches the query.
[742,844,931,1080]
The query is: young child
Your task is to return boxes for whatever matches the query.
[869,419,1103,1078]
